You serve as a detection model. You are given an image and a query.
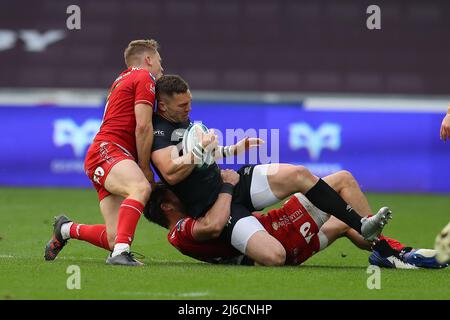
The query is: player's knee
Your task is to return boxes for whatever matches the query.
[130,181,152,203]
[336,220,351,235]
[337,170,358,189]
[267,248,286,266]
[261,244,286,266]
[293,166,317,185]
[141,182,152,202]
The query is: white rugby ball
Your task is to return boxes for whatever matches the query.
[182,122,215,167]
[435,221,450,264]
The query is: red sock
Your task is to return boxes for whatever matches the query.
[379,235,406,251]
[70,223,111,251]
[115,198,144,246]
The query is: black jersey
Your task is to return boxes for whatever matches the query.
[151,113,222,218]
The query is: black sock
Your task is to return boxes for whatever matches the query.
[305,179,363,233]
[373,240,400,257]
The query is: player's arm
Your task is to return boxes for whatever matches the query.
[440,105,450,142]
[213,137,265,160]
[151,145,196,185]
[192,169,239,241]
[135,104,154,183]
[134,73,157,183]
[151,129,218,185]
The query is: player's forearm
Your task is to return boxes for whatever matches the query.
[214,139,252,160]
[194,192,233,241]
[204,192,233,232]
[164,151,197,185]
[135,123,153,170]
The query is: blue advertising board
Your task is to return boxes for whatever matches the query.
[0,102,448,193]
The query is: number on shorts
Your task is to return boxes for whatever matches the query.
[93,167,105,184]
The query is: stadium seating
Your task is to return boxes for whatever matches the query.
[1,0,449,94]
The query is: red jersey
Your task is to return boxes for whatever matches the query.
[168,194,322,266]
[94,67,156,159]
[255,194,321,265]
[168,217,241,264]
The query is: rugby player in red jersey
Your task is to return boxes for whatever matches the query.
[44,39,164,266]
[144,170,448,269]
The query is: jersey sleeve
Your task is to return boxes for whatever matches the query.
[134,71,155,106]
[168,218,197,249]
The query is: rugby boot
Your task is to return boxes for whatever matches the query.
[369,250,418,269]
[361,207,392,242]
[106,251,144,266]
[401,248,449,269]
[44,215,72,261]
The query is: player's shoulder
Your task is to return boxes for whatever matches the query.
[111,67,133,85]
[152,113,173,131]
[131,67,156,82]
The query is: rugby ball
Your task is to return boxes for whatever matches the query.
[435,221,450,264]
[182,122,215,167]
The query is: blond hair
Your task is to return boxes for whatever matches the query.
[124,39,159,67]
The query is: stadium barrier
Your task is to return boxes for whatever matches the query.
[0,92,448,193]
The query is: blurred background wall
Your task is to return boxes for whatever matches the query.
[0,0,449,193]
[1,0,450,93]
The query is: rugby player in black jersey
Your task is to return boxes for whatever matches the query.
[150,75,391,265]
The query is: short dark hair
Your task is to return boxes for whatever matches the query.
[143,183,171,229]
[156,74,189,101]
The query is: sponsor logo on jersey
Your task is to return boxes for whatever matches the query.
[176,219,187,232]
[272,215,291,229]
[289,209,305,223]
[154,130,165,136]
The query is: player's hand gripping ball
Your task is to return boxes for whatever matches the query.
[183,123,216,168]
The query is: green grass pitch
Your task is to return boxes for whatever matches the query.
[0,187,449,300]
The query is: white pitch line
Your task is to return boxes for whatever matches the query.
[148,258,189,264]
[0,255,197,265]
[0,255,103,262]
[116,291,210,297]
[2,289,211,298]
[60,257,193,264]
[59,256,102,261]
